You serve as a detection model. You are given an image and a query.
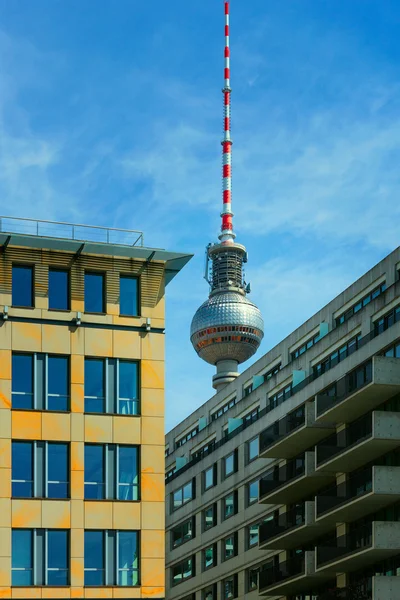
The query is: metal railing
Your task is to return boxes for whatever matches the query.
[260,406,306,453]
[259,503,306,544]
[316,466,373,516]
[316,360,373,416]
[259,554,305,590]
[259,455,306,499]
[0,216,144,247]
[316,412,373,465]
[316,523,373,566]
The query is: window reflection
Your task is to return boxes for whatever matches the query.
[12,265,33,308]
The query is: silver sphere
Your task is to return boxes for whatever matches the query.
[190,292,264,366]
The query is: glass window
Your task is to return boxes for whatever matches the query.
[173,481,193,511]
[203,545,215,570]
[172,557,194,586]
[248,567,259,591]
[204,466,214,490]
[12,354,34,409]
[223,492,236,520]
[118,446,139,501]
[223,575,237,599]
[248,479,259,505]
[48,269,69,311]
[12,529,33,585]
[12,442,33,497]
[84,531,104,586]
[118,531,139,586]
[172,518,194,548]
[224,452,235,477]
[223,535,235,561]
[248,436,259,462]
[48,356,69,411]
[118,361,139,415]
[120,275,139,317]
[203,505,216,530]
[248,524,259,547]
[47,530,69,585]
[84,445,105,499]
[85,272,105,313]
[85,359,105,413]
[12,265,33,307]
[47,443,69,499]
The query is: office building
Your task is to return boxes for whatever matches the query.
[166,246,400,600]
[0,215,191,599]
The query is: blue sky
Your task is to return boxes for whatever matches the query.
[1,0,400,431]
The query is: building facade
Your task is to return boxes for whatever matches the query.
[166,246,400,600]
[0,216,191,599]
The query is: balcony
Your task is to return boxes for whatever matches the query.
[316,521,400,574]
[259,501,332,550]
[259,551,332,597]
[259,452,335,505]
[260,402,335,460]
[316,465,400,524]
[316,411,400,473]
[316,356,400,424]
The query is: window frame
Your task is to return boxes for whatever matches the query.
[222,533,237,562]
[171,555,195,587]
[119,274,140,317]
[223,449,237,479]
[12,264,34,308]
[222,573,238,599]
[222,490,238,521]
[203,464,217,491]
[203,543,217,571]
[247,478,259,506]
[171,517,195,550]
[84,443,140,502]
[84,271,106,314]
[247,436,259,463]
[172,479,195,512]
[84,357,140,416]
[48,268,70,311]
[84,529,140,587]
[203,503,217,532]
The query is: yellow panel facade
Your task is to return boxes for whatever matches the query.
[0,242,168,599]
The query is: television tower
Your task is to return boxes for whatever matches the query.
[190,0,264,390]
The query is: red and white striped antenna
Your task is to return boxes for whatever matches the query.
[219,0,235,245]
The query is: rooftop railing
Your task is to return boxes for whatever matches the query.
[0,216,144,247]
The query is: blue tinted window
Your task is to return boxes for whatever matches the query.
[84,531,104,585]
[47,530,69,585]
[84,359,105,413]
[118,361,139,415]
[12,265,33,307]
[49,269,69,311]
[118,531,139,586]
[12,442,33,498]
[48,356,69,411]
[120,276,139,316]
[84,445,105,499]
[12,354,34,409]
[85,273,105,313]
[118,447,139,501]
[12,529,33,585]
[47,443,69,499]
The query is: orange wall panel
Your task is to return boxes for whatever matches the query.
[141,474,164,503]
[12,412,41,440]
[141,417,164,446]
[12,323,41,353]
[141,445,165,475]
[141,361,164,390]
[0,381,11,410]
[12,500,41,528]
[41,500,70,528]
[71,384,84,413]
[141,530,164,559]
[0,352,11,381]
[42,413,71,441]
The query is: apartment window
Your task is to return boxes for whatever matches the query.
[384,341,400,358]
[247,478,259,505]
[84,530,139,586]
[120,275,139,317]
[375,305,400,335]
[85,272,105,313]
[243,407,259,425]
[263,363,281,383]
[247,436,259,463]
[247,566,260,592]
[191,439,216,460]
[222,574,238,599]
[12,265,33,308]
[248,523,259,548]
[222,533,237,561]
[313,333,362,378]
[222,491,238,520]
[210,396,237,421]
[171,517,195,549]
[171,556,195,586]
[84,444,139,501]
[12,441,69,499]
[203,464,217,491]
[203,584,217,600]
[243,383,253,397]
[269,383,293,411]
[84,358,139,415]
[175,425,199,449]
[203,504,217,531]
[203,544,217,570]
[335,282,386,326]
[12,353,69,411]
[12,529,69,586]
[172,479,195,511]
[223,449,238,478]
[291,331,321,360]
[48,269,69,310]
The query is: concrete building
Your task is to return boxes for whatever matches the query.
[165,246,400,600]
[0,216,191,599]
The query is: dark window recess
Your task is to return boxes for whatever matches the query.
[203,583,217,600]
[84,530,139,586]
[175,426,199,449]
[291,331,321,360]
[85,272,105,313]
[243,383,253,397]
[171,556,195,587]
[263,363,281,383]
[191,439,216,461]
[316,523,373,567]
[84,444,139,501]
[248,566,260,592]
[12,529,69,586]
[260,455,306,499]
[210,396,237,421]
[222,532,238,561]
[203,504,217,531]
[313,334,361,378]
[247,478,259,505]
[48,269,69,310]
[120,275,139,317]
[383,340,400,358]
[223,449,238,478]
[203,544,217,570]
[243,406,259,425]
[248,514,276,548]
[268,383,293,411]
[222,573,238,599]
[222,490,238,520]
[171,518,195,549]
[247,436,259,462]
[172,479,195,512]
[203,464,217,491]
[12,353,69,411]
[375,305,400,335]
[12,441,69,499]
[84,358,139,416]
[336,282,386,326]
[12,265,33,308]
